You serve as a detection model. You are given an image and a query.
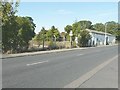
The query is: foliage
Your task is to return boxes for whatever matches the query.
[64,25,72,34]
[48,40,58,50]
[93,23,105,32]
[35,26,61,42]
[93,21,118,35]
[17,16,35,51]
[115,29,120,41]
[1,1,120,53]
[64,20,120,45]
[105,21,118,34]
[50,26,60,41]
[2,2,36,53]
[60,32,66,41]
[64,20,93,41]
[35,27,46,44]
[78,30,91,47]
[2,2,18,53]
[72,41,77,48]
[77,20,92,30]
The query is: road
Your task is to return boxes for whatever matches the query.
[2,45,118,88]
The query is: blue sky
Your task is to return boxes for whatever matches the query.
[17,2,118,34]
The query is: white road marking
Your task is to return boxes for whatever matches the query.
[76,54,84,56]
[26,60,48,66]
[64,55,118,88]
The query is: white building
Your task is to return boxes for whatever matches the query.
[86,29,116,46]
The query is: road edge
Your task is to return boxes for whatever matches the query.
[2,44,117,59]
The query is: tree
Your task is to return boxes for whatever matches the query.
[60,32,66,41]
[72,22,80,41]
[46,30,52,41]
[64,25,72,34]
[50,26,60,41]
[35,27,47,46]
[17,16,36,51]
[64,25,72,41]
[2,1,36,53]
[78,30,91,47]
[115,24,120,42]
[72,22,79,36]
[93,23,105,32]
[78,20,92,30]
[115,30,120,41]
[71,20,92,41]
[105,21,118,34]
[2,1,19,53]
[35,26,60,43]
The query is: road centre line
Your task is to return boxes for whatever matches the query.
[26,50,106,66]
[26,53,84,66]
[26,60,48,66]
[76,54,84,56]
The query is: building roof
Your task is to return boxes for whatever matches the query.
[86,29,114,36]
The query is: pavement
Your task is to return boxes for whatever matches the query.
[79,57,118,88]
[2,45,118,88]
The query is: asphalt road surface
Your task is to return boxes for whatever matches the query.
[2,45,118,88]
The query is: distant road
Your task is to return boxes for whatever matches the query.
[2,45,118,88]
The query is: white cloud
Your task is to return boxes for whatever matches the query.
[56,9,74,15]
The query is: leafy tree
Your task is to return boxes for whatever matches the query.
[70,20,92,41]
[64,25,72,41]
[72,22,78,36]
[46,30,52,41]
[64,25,72,34]
[2,1,19,53]
[17,16,36,51]
[93,23,105,32]
[50,26,60,41]
[37,27,47,40]
[78,30,91,47]
[35,26,60,42]
[2,1,36,53]
[72,22,80,41]
[35,27,47,46]
[60,32,66,41]
[105,21,118,34]
[78,20,92,30]
[115,24,120,41]
[115,30,120,41]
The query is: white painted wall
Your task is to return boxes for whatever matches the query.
[90,32,116,46]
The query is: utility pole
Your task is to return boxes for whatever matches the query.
[104,23,107,45]
[69,30,73,48]
[42,27,45,50]
[43,34,44,50]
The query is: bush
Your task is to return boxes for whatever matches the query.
[56,42,65,49]
[78,30,91,47]
[72,41,77,48]
[48,41,59,50]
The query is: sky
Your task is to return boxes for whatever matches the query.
[17,2,118,34]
